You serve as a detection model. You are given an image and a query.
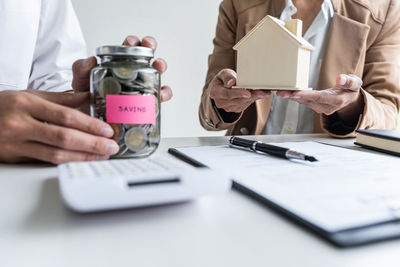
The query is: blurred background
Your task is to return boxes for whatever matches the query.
[71,0,226,138]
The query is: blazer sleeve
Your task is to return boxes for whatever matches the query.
[198,0,243,131]
[323,0,400,137]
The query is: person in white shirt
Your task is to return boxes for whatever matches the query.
[0,0,172,164]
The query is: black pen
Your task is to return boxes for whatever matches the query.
[229,136,318,162]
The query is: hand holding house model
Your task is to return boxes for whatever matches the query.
[233,15,315,91]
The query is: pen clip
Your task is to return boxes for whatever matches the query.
[230,142,266,155]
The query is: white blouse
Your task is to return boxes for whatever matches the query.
[264,0,334,134]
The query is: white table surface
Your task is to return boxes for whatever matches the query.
[1,134,400,267]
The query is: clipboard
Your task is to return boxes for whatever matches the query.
[168,144,400,248]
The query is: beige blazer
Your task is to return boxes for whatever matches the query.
[199,0,400,137]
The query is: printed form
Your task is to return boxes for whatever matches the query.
[176,142,400,233]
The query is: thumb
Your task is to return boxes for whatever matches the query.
[336,74,363,91]
[72,56,98,92]
[217,69,237,88]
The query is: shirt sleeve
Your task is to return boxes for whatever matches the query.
[28,0,87,92]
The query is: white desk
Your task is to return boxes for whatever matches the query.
[1,134,400,267]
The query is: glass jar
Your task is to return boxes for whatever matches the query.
[90,46,161,158]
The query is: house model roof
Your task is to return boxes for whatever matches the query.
[233,15,315,51]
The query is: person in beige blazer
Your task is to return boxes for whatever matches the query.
[199,0,400,137]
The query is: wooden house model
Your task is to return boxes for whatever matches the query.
[233,15,314,90]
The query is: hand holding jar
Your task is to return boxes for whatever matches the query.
[72,36,172,102]
[0,36,172,164]
[90,44,163,158]
[73,36,172,158]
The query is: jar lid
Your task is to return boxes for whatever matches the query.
[96,46,154,58]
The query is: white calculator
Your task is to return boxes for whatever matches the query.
[58,156,231,213]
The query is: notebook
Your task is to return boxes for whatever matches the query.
[169,141,400,247]
[355,129,400,156]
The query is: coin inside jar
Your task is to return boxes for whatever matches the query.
[124,127,148,152]
[99,77,121,98]
[134,72,155,88]
[121,90,141,95]
[123,124,151,132]
[110,123,124,142]
[113,67,138,81]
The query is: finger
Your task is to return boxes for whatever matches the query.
[290,89,355,107]
[222,101,253,113]
[27,94,115,138]
[123,35,141,46]
[336,74,362,91]
[276,90,295,98]
[160,86,173,102]
[222,106,244,113]
[142,36,158,50]
[72,57,98,92]
[210,85,251,100]
[292,88,359,115]
[291,93,342,115]
[26,90,89,108]
[251,90,271,100]
[21,142,111,165]
[29,120,119,155]
[217,69,237,88]
[152,58,167,73]
[291,97,335,114]
[288,90,327,103]
[214,98,253,110]
[217,103,241,113]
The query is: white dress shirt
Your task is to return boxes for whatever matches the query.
[0,0,86,92]
[264,0,334,134]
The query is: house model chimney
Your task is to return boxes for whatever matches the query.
[285,19,303,37]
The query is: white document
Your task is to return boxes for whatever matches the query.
[176,142,400,233]
[58,155,231,212]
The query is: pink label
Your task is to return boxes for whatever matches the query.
[106,95,156,124]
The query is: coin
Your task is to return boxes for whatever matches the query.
[113,67,138,80]
[110,123,124,143]
[134,72,155,88]
[120,90,141,95]
[99,77,121,98]
[123,123,151,131]
[124,127,148,152]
